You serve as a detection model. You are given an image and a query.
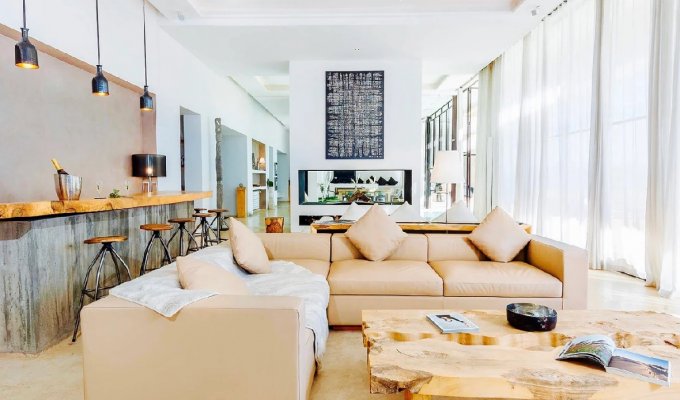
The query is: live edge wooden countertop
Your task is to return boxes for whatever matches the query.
[0,191,212,220]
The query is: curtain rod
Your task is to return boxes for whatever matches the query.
[542,0,569,22]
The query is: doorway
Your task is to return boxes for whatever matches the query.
[180,107,202,193]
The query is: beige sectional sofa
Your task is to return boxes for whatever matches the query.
[257,232,586,325]
[82,231,587,400]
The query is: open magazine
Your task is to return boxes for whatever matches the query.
[426,313,479,333]
[557,334,671,386]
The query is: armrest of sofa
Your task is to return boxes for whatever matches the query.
[526,235,588,309]
[81,295,307,400]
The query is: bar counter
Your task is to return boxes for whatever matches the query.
[0,191,211,220]
[0,191,211,353]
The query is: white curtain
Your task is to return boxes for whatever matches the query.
[646,0,680,297]
[588,0,652,276]
[505,0,595,247]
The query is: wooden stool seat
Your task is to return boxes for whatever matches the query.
[84,235,127,244]
[193,212,216,218]
[208,208,228,213]
[193,207,207,212]
[140,223,173,231]
[168,217,195,224]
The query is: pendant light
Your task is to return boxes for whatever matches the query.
[140,0,153,111]
[92,0,109,96]
[15,0,39,69]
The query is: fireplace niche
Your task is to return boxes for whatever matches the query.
[298,169,412,205]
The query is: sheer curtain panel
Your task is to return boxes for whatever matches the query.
[646,0,680,297]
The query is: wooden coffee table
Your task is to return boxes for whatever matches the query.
[362,310,680,399]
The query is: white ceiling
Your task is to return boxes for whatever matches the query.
[149,0,562,127]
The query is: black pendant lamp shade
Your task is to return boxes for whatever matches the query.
[92,65,109,96]
[140,86,153,110]
[15,1,39,69]
[92,0,109,96]
[140,0,153,111]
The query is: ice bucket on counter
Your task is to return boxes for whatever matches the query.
[54,174,82,201]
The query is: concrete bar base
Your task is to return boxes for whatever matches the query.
[0,201,194,353]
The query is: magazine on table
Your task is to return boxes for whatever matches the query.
[557,334,671,386]
[426,313,479,333]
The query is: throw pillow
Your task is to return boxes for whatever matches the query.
[345,204,408,261]
[389,201,426,223]
[177,256,250,295]
[467,207,530,262]
[228,217,271,274]
[340,202,370,221]
[431,201,479,223]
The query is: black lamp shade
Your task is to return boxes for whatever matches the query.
[15,28,39,69]
[92,65,109,96]
[132,154,166,178]
[140,86,153,111]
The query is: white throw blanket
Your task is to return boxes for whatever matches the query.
[242,261,330,361]
[110,247,330,361]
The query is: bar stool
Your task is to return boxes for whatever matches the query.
[208,208,229,243]
[191,208,207,236]
[72,235,131,342]
[193,212,216,249]
[167,218,199,257]
[139,224,173,275]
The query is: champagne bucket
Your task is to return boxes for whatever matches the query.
[54,174,82,201]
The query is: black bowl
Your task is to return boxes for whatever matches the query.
[506,303,557,332]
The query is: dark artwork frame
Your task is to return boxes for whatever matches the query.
[325,71,385,159]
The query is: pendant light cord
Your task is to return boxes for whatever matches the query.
[95,0,101,65]
[143,0,148,86]
[22,0,27,29]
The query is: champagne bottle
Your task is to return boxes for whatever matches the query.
[51,159,69,175]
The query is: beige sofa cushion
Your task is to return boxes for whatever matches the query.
[332,234,427,262]
[426,234,488,262]
[228,217,271,274]
[429,260,562,298]
[286,259,330,278]
[345,204,408,261]
[328,260,443,296]
[256,233,331,261]
[176,256,250,295]
[468,207,530,262]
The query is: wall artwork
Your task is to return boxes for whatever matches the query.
[325,71,384,159]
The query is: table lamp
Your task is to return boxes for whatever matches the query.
[132,154,166,193]
[430,150,464,224]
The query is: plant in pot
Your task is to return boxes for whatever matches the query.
[267,179,277,210]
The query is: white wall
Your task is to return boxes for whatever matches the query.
[289,59,423,231]
[277,151,290,201]
[0,0,288,207]
[221,130,248,215]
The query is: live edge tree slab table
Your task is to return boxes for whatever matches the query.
[362,310,680,399]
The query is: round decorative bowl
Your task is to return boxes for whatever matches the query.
[506,303,557,332]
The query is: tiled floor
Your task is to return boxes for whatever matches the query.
[235,201,292,232]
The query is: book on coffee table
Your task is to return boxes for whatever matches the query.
[557,334,671,386]
[426,313,479,333]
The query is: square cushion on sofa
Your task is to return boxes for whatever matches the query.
[345,204,408,261]
[228,217,271,274]
[328,260,443,296]
[429,260,562,297]
[468,207,530,262]
[177,256,250,295]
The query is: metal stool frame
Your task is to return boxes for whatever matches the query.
[72,242,131,342]
[140,230,172,275]
[167,220,200,257]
